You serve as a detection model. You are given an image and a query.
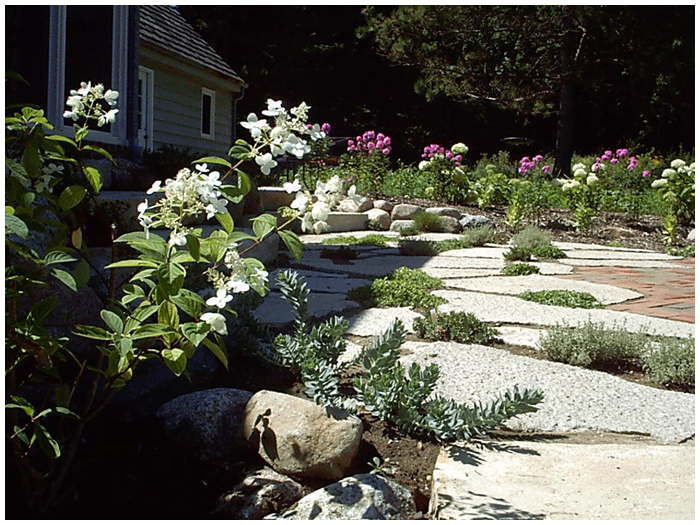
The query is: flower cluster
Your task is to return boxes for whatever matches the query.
[308,122,331,136]
[203,243,269,311]
[63,81,119,127]
[420,143,465,167]
[138,163,227,244]
[347,130,392,155]
[652,159,695,189]
[519,155,551,175]
[285,175,364,234]
[241,99,324,175]
[591,148,638,173]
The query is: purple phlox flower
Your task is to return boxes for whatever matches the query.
[610,158,618,165]
[455,155,462,162]
[642,170,651,178]
[542,165,551,173]
[604,150,612,157]
[384,137,391,146]
[445,151,454,160]
[533,154,543,163]
[382,148,391,155]
[348,177,353,181]
[377,133,385,141]
[521,157,531,163]
[591,163,600,172]
[602,154,611,162]
[321,123,331,134]
[627,157,637,170]
[616,148,629,158]
[348,139,354,147]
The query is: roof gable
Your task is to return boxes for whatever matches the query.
[139,5,245,84]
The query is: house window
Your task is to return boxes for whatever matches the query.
[138,67,154,150]
[201,88,215,139]
[48,5,129,145]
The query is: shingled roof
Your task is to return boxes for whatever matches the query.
[139,5,245,84]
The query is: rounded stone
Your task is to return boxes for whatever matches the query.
[391,204,424,221]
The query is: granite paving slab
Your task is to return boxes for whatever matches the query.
[399,341,695,443]
[430,441,694,520]
[565,258,685,268]
[433,290,694,338]
[345,308,421,337]
[496,326,547,349]
[561,249,682,260]
[269,269,372,295]
[552,241,654,252]
[444,274,643,305]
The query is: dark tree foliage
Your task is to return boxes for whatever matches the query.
[177,6,693,167]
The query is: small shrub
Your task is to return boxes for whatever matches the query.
[641,337,695,388]
[530,245,568,259]
[502,263,541,276]
[398,225,420,236]
[321,234,391,247]
[435,237,473,252]
[462,225,495,247]
[366,219,385,231]
[348,267,446,310]
[667,245,695,258]
[538,323,646,369]
[413,311,498,345]
[512,225,552,250]
[399,238,441,256]
[517,290,604,309]
[503,246,534,262]
[413,211,446,233]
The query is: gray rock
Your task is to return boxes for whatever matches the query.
[438,216,462,233]
[391,203,424,221]
[687,229,695,242]
[389,219,416,233]
[426,207,462,220]
[324,212,368,232]
[241,390,362,480]
[156,388,253,472]
[336,199,361,213]
[373,199,394,212]
[365,208,392,230]
[267,474,416,520]
[214,467,307,519]
[459,214,495,229]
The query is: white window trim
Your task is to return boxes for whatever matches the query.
[201,87,216,139]
[47,5,129,146]
[138,67,155,151]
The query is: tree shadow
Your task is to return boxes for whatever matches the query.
[446,441,541,467]
[435,491,547,520]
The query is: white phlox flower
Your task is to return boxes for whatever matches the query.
[206,288,234,308]
[201,312,228,335]
[283,179,302,194]
[255,153,278,175]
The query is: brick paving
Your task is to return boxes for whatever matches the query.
[557,258,695,324]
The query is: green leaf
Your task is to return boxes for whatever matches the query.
[226,231,256,244]
[28,296,57,326]
[157,262,186,296]
[215,211,234,234]
[83,166,103,193]
[203,337,229,369]
[101,310,124,334]
[72,325,113,341]
[74,259,91,288]
[180,322,210,347]
[228,143,253,160]
[36,406,80,420]
[7,396,35,417]
[23,145,41,177]
[191,156,232,168]
[51,268,77,292]
[130,303,159,323]
[171,288,205,319]
[219,169,252,204]
[58,185,87,211]
[45,134,78,148]
[158,301,179,328]
[252,213,277,240]
[82,144,115,164]
[130,323,177,340]
[44,250,78,266]
[5,158,29,183]
[35,422,61,459]
[162,348,187,376]
[186,234,200,261]
[105,259,159,269]
[54,384,72,408]
[5,213,29,238]
[279,230,303,261]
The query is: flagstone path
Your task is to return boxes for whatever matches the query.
[255,231,695,519]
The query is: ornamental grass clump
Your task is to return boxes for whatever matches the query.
[272,271,544,442]
[413,311,498,345]
[413,211,447,233]
[399,238,441,256]
[347,267,446,310]
[517,290,604,309]
[505,225,566,260]
[462,225,495,247]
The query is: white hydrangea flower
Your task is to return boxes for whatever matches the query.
[240,113,268,138]
[661,168,677,179]
[97,108,119,127]
[204,198,228,219]
[651,178,668,189]
[311,200,331,222]
[313,220,328,234]
[573,168,587,178]
[418,160,430,171]
[451,142,469,155]
[325,175,343,194]
[206,288,233,308]
[290,192,309,211]
[201,312,228,335]
[168,230,187,248]
[262,99,285,117]
[227,278,250,294]
[283,179,302,194]
[146,180,162,194]
[308,123,326,141]
[586,174,599,186]
[255,153,278,175]
[572,163,587,172]
[670,159,686,169]
[347,185,363,206]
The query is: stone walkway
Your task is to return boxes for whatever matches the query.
[255,231,695,520]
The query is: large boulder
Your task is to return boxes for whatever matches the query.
[365,208,392,230]
[241,390,362,480]
[459,214,495,230]
[426,207,462,220]
[390,219,416,233]
[213,467,307,519]
[265,474,417,520]
[336,196,373,213]
[438,216,462,233]
[155,388,253,474]
[373,200,394,212]
[391,204,424,221]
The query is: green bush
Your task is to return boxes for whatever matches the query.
[517,290,604,309]
[667,244,695,257]
[462,225,495,247]
[381,164,430,198]
[413,311,498,345]
[435,237,473,252]
[641,338,695,388]
[503,246,534,262]
[399,238,441,256]
[413,211,446,232]
[530,245,568,259]
[512,225,552,250]
[398,224,420,236]
[348,267,446,310]
[538,323,646,368]
[502,263,541,276]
